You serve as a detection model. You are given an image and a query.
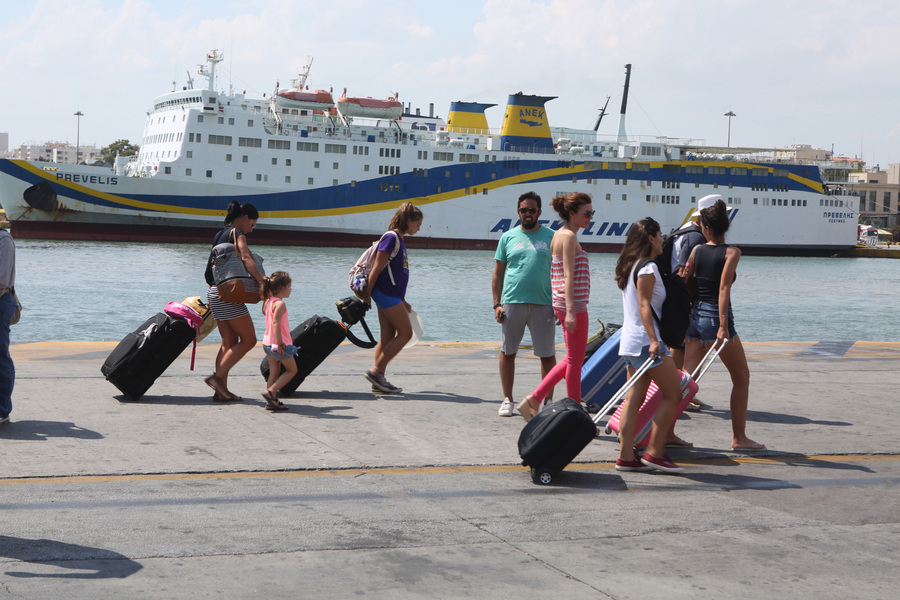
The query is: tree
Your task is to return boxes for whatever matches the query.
[101,139,140,165]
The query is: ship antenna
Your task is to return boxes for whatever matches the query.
[593,96,611,131]
[616,64,631,142]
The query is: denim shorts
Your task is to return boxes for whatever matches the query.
[371,287,403,309]
[687,301,737,343]
[621,343,670,370]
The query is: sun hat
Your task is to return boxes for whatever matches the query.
[692,194,723,218]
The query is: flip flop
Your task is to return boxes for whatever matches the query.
[665,437,694,447]
[685,402,702,412]
[732,442,766,451]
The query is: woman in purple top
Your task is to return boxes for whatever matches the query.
[362,202,424,394]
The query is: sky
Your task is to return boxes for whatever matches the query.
[2,0,899,167]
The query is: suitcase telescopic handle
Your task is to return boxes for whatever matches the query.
[591,355,657,424]
[689,338,729,383]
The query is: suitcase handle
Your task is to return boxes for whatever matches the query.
[591,355,656,424]
[689,338,729,383]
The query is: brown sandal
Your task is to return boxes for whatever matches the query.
[204,373,227,396]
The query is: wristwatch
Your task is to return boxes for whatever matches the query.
[493,303,502,309]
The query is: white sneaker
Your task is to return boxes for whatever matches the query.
[0,416,9,425]
[498,398,514,417]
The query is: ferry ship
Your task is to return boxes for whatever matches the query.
[0,52,857,255]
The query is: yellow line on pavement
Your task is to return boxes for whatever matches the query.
[0,454,897,486]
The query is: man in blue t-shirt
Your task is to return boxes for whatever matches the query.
[492,192,557,417]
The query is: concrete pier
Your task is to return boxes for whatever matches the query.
[1,339,898,598]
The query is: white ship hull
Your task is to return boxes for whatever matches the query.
[0,54,857,255]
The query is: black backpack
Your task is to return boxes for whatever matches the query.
[632,256,692,348]
[658,223,703,277]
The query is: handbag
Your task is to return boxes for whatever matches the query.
[210,230,265,304]
[10,287,21,325]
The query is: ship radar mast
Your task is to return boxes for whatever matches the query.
[289,57,314,91]
[198,49,224,92]
[616,63,631,143]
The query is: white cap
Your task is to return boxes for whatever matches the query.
[692,194,723,218]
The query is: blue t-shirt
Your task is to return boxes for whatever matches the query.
[494,225,554,305]
[374,231,409,298]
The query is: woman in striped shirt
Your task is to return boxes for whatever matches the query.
[518,192,593,421]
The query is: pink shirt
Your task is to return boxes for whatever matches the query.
[263,296,291,346]
[551,249,590,313]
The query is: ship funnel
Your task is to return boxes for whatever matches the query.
[447,101,496,134]
[500,93,557,153]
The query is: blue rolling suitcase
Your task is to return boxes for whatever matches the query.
[580,328,628,413]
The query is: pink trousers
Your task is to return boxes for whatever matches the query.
[531,309,589,404]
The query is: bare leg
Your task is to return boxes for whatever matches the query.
[718,335,763,449]
[372,304,413,375]
[499,352,516,399]
[214,314,257,389]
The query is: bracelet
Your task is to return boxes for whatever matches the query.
[494,303,502,309]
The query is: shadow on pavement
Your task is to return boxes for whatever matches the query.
[0,421,103,441]
[0,536,142,579]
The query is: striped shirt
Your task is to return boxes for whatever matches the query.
[551,249,590,313]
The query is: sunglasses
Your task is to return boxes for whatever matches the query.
[581,210,595,218]
[518,207,538,214]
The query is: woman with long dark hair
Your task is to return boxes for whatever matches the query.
[203,201,264,402]
[612,217,685,473]
[517,192,593,421]
[362,202,424,394]
[682,199,765,451]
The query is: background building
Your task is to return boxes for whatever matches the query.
[9,141,102,164]
[853,166,900,230]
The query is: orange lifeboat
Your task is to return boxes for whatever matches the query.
[337,89,402,119]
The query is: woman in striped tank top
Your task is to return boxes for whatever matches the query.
[517,193,593,421]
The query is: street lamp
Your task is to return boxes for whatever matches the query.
[74,110,84,164]
[724,110,736,147]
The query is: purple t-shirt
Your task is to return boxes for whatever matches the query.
[373,231,409,299]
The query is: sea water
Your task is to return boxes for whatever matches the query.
[11,240,900,344]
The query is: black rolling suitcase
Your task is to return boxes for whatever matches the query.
[518,398,597,485]
[260,315,348,396]
[101,312,196,400]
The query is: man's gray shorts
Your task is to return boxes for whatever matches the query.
[500,303,557,357]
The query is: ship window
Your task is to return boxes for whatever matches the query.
[256,174,262,181]
[397,150,401,158]
[185,168,192,176]
[351,181,357,187]
[198,115,204,123]
[436,186,441,193]
[333,163,339,170]
[622,194,627,201]
[272,158,277,165]
[236,173,242,180]
[308,177,314,185]
[753,198,758,205]
[364,165,369,172]
[483,188,488,195]
[242,156,248,163]
[248,120,254,127]
[803,200,807,206]
[380,148,384,157]
[333,179,338,186]
[206,170,212,178]
[164,167,171,174]
[606,193,611,201]
[286,159,291,166]
[229,118,234,125]
[188,133,194,142]
[186,151,193,159]
[218,117,224,124]
[285,176,291,183]
[379,166,383,174]
[226,154,232,162]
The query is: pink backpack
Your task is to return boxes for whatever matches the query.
[164,302,204,370]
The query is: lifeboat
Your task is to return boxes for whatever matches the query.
[275,89,335,111]
[337,89,402,119]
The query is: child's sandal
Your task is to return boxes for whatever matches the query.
[263,391,288,411]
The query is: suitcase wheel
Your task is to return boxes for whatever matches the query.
[604,426,611,434]
[531,468,553,485]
